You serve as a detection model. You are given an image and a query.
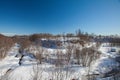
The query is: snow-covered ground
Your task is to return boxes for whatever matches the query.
[0,43,120,80]
[0,44,20,77]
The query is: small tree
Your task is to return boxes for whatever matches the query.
[66,44,74,65]
[35,45,44,64]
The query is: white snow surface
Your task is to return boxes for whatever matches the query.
[0,44,20,76]
[0,43,120,80]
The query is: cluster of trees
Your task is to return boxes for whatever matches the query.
[48,39,101,68]
[94,35,120,46]
[74,47,100,67]
[29,33,54,42]
[0,34,14,59]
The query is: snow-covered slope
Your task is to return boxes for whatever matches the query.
[0,43,120,80]
[90,43,120,79]
[0,44,20,77]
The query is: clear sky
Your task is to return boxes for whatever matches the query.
[0,0,120,35]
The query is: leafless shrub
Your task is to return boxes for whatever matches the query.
[50,68,64,80]
[49,67,74,80]
[34,46,44,64]
[19,38,32,53]
[0,34,14,59]
[66,44,74,65]
[32,64,44,80]
[55,50,64,67]
[74,47,100,67]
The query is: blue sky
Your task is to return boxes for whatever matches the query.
[0,0,120,35]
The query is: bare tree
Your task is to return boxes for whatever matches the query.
[35,45,44,64]
[66,44,74,65]
[74,47,100,67]
[55,50,64,67]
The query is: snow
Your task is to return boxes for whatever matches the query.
[0,45,20,77]
[90,43,120,79]
[0,42,120,80]
[91,57,119,74]
[8,65,37,80]
[99,44,119,58]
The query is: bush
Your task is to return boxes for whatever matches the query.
[0,34,14,59]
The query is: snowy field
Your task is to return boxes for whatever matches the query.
[0,42,120,80]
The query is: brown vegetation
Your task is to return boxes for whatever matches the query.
[0,34,14,59]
